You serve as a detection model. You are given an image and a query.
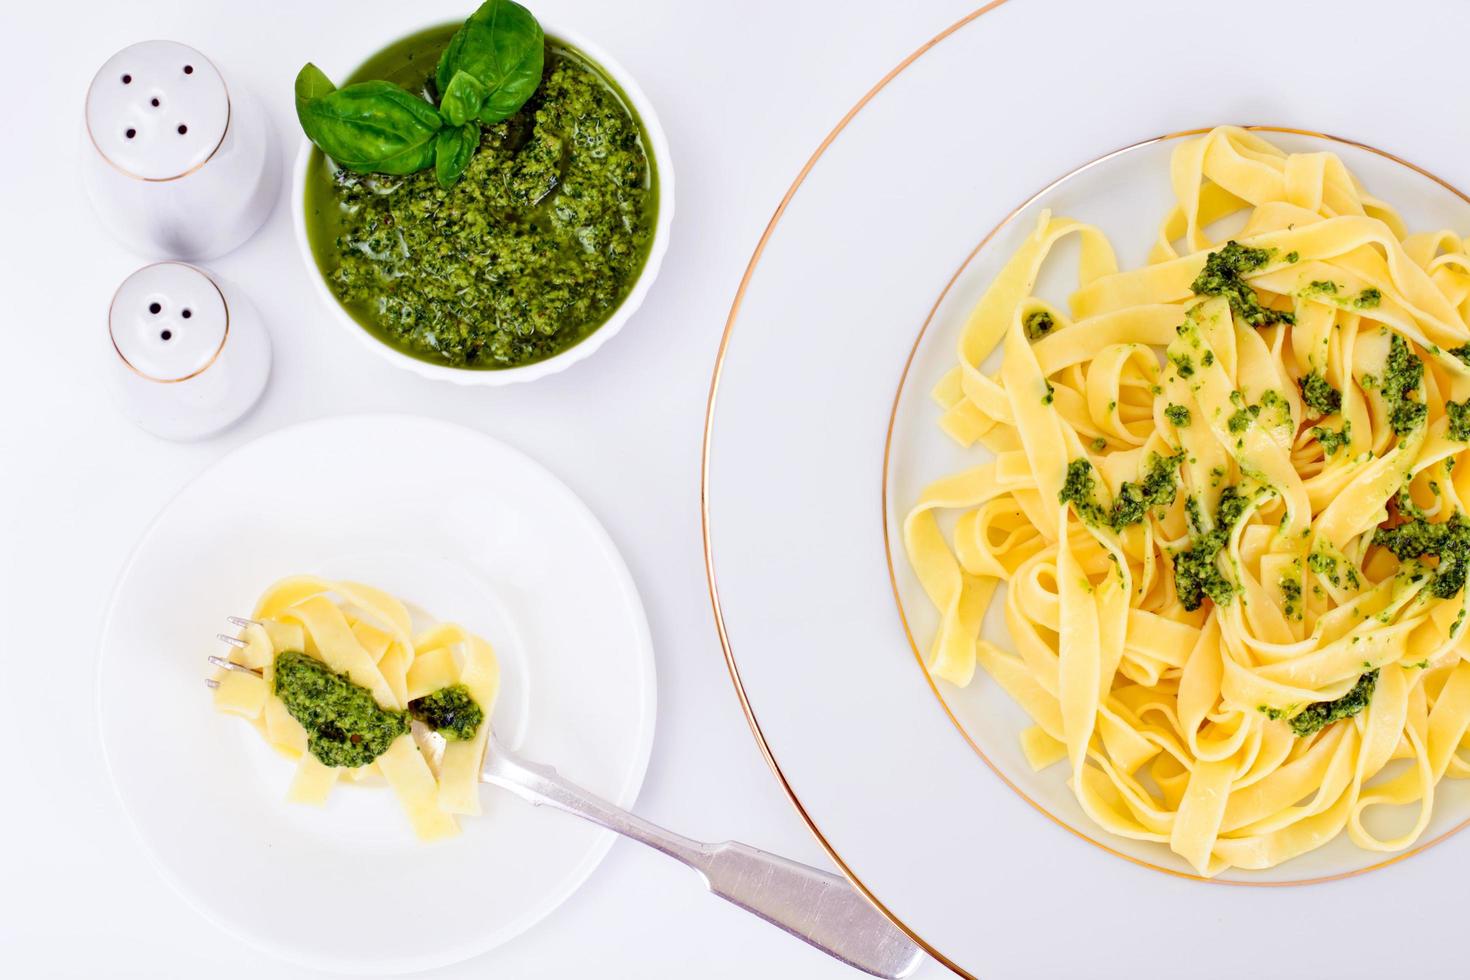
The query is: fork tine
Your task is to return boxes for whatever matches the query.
[226,616,260,629]
[216,633,248,649]
[204,678,220,689]
[207,655,263,676]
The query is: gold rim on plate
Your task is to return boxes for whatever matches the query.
[701,3,1470,975]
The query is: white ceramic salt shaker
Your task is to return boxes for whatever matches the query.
[107,262,271,441]
[83,41,278,260]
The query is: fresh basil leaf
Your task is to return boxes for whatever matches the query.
[439,70,486,128]
[434,123,479,189]
[298,81,444,175]
[294,63,336,120]
[435,0,544,125]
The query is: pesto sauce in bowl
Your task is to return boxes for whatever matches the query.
[303,24,659,370]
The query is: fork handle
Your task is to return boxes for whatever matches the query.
[482,747,924,979]
[695,839,925,980]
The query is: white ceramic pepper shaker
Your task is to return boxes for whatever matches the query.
[107,262,271,441]
[83,40,278,259]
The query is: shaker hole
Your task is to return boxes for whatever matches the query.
[148,302,162,315]
[150,97,160,107]
[183,65,194,74]
[122,73,132,84]
[177,124,188,135]
[125,128,137,139]
[161,330,173,341]
[182,309,192,319]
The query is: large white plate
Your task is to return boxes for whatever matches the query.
[703,1,1470,977]
[99,415,655,973]
[888,127,1470,885]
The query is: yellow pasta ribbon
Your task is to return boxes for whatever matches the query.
[904,126,1470,875]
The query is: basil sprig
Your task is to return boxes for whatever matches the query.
[435,0,544,124]
[439,70,487,128]
[295,75,442,175]
[435,123,480,187]
[293,0,545,189]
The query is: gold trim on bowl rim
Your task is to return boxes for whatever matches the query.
[701,4,1470,975]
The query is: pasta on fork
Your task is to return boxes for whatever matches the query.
[210,576,499,841]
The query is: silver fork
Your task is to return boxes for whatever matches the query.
[208,622,924,979]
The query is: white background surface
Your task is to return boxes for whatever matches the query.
[0,0,977,977]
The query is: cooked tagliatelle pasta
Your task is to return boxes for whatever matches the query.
[904,127,1470,875]
[210,575,499,841]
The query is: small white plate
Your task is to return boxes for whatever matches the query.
[98,415,656,973]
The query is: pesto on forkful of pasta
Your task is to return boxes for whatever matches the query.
[209,576,498,840]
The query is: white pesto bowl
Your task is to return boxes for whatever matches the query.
[291,19,674,386]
